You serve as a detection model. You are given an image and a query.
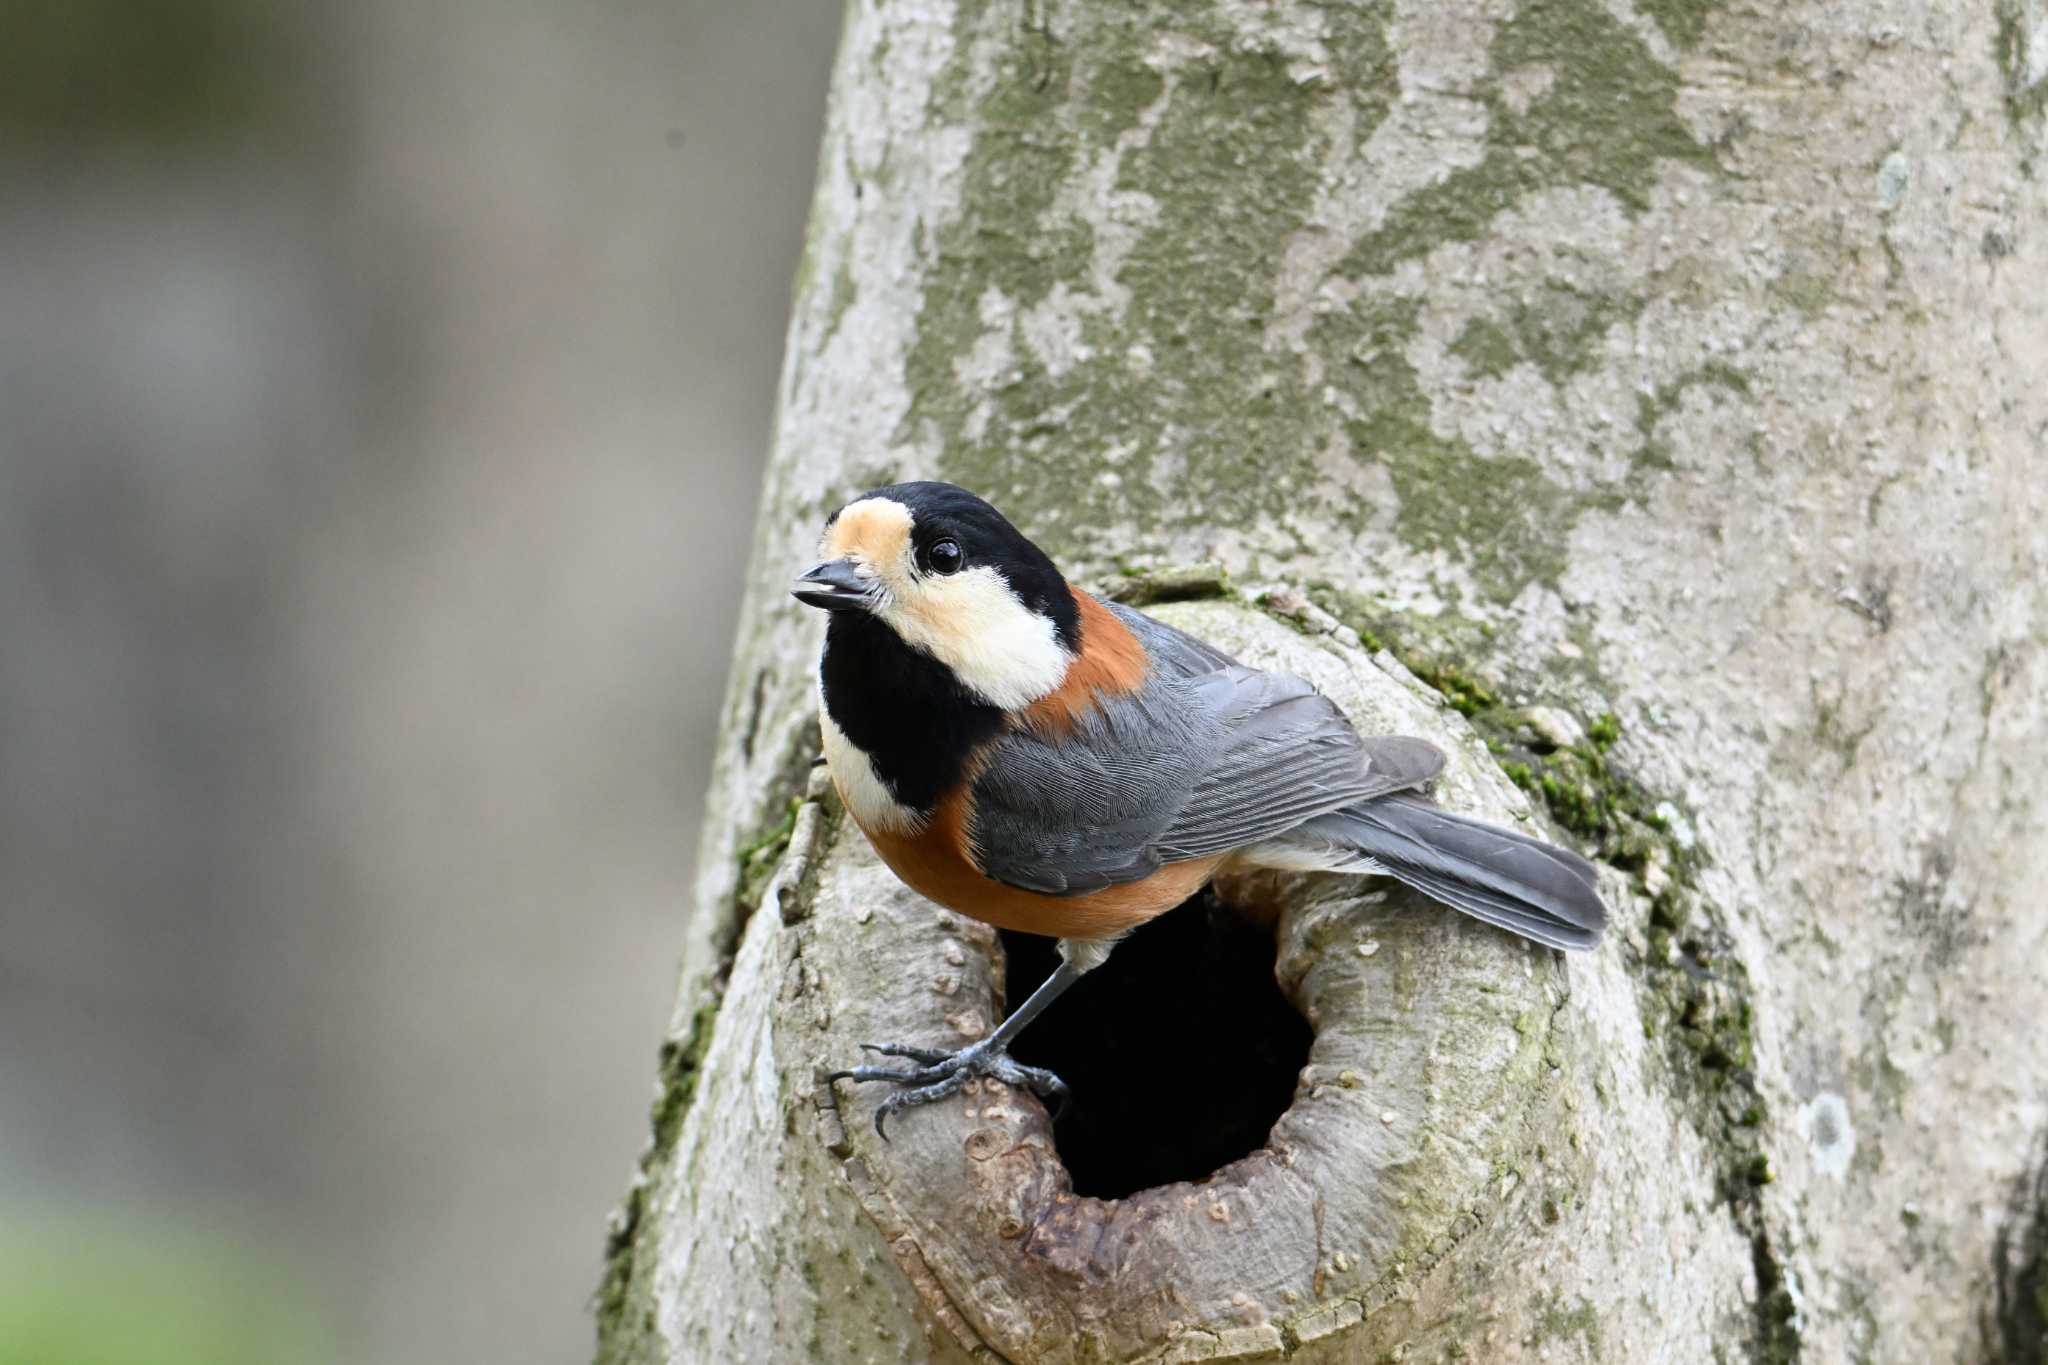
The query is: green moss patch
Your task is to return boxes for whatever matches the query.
[732,800,804,939]
[893,2,1737,605]
[1636,0,1729,50]
[1629,361,1751,477]
[1325,299,1578,603]
[1527,1290,1604,1358]
[595,733,823,1362]
[1340,0,1719,279]
[1990,1133,2048,1365]
[1357,409,1572,598]
[1454,284,1651,388]
[1302,584,1799,1363]
[1099,560,1234,606]
[593,999,721,1360]
[901,4,1400,552]
[1995,0,2048,130]
[1450,317,1522,381]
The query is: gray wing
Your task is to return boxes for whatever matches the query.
[1112,602,1446,850]
[968,607,1443,895]
[1151,668,1441,861]
[1105,600,1239,674]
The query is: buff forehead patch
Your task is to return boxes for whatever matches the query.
[823,498,913,566]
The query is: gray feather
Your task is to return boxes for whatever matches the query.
[969,596,1607,953]
[1273,796,1606,950]
[1105,601,1237,673]
[967,605,1442,894]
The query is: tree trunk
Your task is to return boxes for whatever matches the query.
[597,1,2048,1361]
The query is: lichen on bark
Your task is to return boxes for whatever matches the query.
[610,0,2048,1358]
[894,0,1746,613]
[902,2,1401,549]
[1297,581,1799,1360]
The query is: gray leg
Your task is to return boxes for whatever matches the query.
[828,953,1096,1140]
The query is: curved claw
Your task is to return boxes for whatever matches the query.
[826,1062,943,1086]
[872,1070,972,1140]
[858,1041,953,1065]
[1007,1064,1070,1120]
[826,1037,1071,1140]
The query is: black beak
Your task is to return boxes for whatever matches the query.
[792,558,874,612]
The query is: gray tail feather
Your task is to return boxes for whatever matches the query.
[1298,795,1607,951]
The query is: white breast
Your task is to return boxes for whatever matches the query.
[819,705,926,835]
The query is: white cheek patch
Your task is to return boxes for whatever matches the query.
[819,707,925,835]
[882,565,1072,710]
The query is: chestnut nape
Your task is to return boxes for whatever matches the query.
[1000,889,1312,1200]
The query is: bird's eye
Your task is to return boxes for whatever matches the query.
[926,538,964,575]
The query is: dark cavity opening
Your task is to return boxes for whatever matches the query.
[1001,888,1312,1200]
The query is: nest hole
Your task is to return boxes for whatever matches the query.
[1001,888,1312,1200]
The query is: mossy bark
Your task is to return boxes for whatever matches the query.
[599,1,2048,1361]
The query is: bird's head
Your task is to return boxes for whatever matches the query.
[792,481,1080,709]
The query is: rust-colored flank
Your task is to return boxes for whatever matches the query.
[859,587,1214,938]
[1018,589,1147,736]
[866,787,1221,939]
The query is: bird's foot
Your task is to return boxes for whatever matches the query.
[827,1039,1069,1140]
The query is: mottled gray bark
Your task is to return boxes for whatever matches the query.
[598,1,2048,1361]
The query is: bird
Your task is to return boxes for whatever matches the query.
[794,481,1607,1137]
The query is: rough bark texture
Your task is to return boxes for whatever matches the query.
[598,1,2048,1361]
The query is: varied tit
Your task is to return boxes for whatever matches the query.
[795,482,1607,1137]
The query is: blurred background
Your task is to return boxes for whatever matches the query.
[0,3,842,1362]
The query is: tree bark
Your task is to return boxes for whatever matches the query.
[598,1,2048,1361]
